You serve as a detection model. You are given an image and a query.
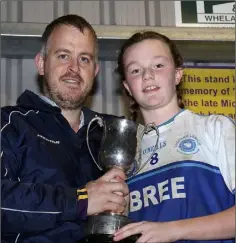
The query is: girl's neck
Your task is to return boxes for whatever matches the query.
[141,104,181,126]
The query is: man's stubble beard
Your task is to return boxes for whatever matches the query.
[43,77,93,110]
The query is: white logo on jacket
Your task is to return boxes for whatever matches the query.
[37,134,60,144]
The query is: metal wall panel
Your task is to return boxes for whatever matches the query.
[69,1,100,24]
[1,58,7,105]
[101,1,112,25]
[114,1,146,25]
[1,58,40,106]
[1,1,7,21]
[22,1,54,23]
[1,0,171,26]
[160,1,176,26]
[56,1,65,18]
[147,1,160,26]
[8,1,18,22]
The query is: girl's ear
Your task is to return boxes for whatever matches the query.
[175,68,183,85]
[123,80,132,96]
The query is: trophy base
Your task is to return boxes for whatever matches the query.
[79,213,139,243]
[80,234,137,243]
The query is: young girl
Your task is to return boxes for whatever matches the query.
[113,31,235,243]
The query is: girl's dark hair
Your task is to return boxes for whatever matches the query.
[116,31,185,121]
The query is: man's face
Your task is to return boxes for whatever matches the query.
[36,25,99,110]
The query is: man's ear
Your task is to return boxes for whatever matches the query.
[123,80,132,96]
[94,63,99,77]
[35,53,45,75]
[175,68,183,85]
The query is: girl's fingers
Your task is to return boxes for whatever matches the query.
[113,222,145,241]
[114,221,143,235]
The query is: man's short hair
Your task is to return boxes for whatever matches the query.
[41,14,98,57]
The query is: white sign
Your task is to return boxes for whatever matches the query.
[175,1,235,27]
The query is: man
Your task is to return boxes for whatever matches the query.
[1,15,128,243]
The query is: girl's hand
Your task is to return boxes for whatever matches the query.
[113,221,179,243]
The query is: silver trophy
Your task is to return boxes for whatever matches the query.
[84,116,159,242]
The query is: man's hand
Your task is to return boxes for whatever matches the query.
[86,168,129,215]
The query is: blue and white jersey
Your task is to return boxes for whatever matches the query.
[127,109,235,242]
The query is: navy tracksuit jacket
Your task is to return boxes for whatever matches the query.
[1,90,117,242]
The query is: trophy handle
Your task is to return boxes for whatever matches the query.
[86,116,104,171]
[131,123,159,177]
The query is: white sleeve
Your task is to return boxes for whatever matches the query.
[211,115,235,194]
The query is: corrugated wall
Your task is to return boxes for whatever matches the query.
[1,0,175,116]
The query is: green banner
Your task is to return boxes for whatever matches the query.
[175,1,235,27]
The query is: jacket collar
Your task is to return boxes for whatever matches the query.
[17,90,98,126]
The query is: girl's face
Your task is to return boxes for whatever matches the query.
[122,39,182,111]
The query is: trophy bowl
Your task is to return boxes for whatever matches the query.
[97,118,139,174]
